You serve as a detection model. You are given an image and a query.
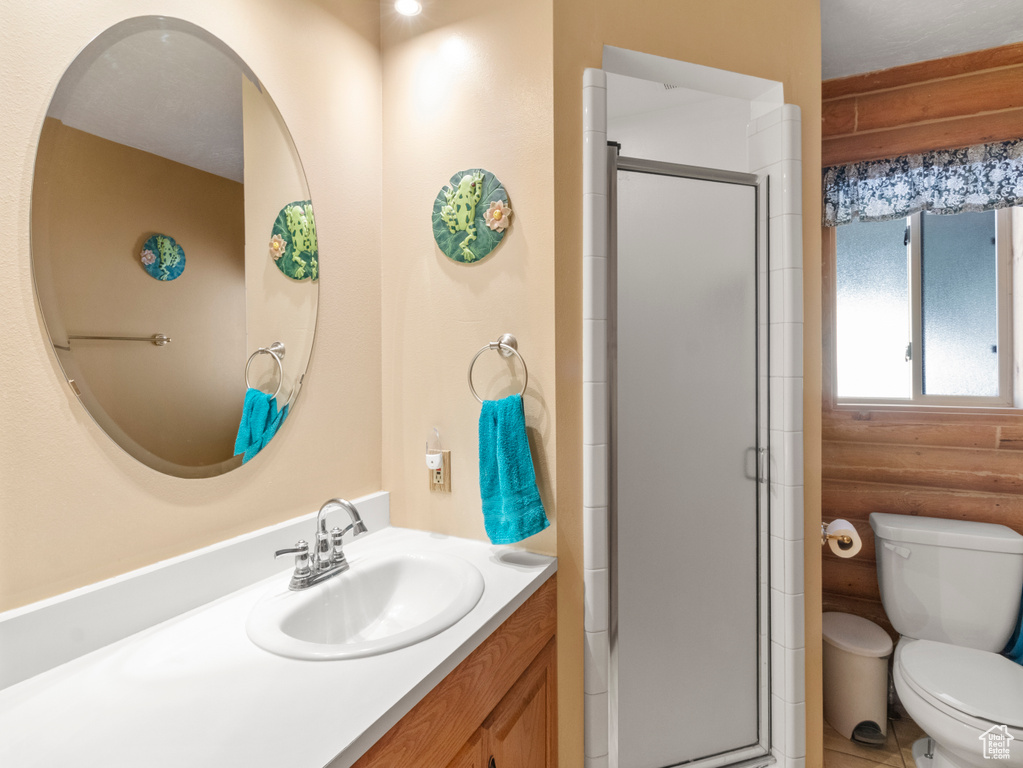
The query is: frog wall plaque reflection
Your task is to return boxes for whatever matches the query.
[140,233,186,281]
[270,200,318,281]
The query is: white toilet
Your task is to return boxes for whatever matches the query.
[871,513,1023,768]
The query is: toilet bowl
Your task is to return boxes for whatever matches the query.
[892,638,1023,768]
[870,514,1023,768]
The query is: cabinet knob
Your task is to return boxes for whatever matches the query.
[488,758,496,768]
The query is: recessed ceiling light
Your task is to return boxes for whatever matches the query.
[395,0,422,16]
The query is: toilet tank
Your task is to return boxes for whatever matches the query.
[870,513,1023,651]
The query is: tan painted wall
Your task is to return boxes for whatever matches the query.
[33,118,246,468]
[550,3,823,765]
[5,4,823,766]
[379,3,556,555]
[0,0,382,611]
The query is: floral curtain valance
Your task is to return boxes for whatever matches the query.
[822,139,1023,226]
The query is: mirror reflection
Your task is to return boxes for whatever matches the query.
[32,16,318,478]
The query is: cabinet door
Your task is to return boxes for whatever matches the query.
[447,730,485,768]
[483,640,555,768]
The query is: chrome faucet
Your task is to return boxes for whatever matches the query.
[274,498,368,590]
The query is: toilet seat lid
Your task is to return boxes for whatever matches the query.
[900,640,1023,728]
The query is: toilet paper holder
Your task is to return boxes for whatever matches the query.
[821,522,854,548]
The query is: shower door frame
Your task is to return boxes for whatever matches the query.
[607,149,773,768]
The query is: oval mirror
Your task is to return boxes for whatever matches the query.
[32,16,318,478]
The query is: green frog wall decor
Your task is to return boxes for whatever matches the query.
[432,168,511,263]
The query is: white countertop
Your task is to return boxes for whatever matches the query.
[0,527,556,768]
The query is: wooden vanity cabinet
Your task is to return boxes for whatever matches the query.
[478,638,555,768]
[350,575,556,768]
[446,638,556,768]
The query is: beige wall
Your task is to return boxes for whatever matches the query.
[379,2,556,556]
[550,3,823,765]
[4,3,823,766]
[0,0,382,610]
[34,118,246,469]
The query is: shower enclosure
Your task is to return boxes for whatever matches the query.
[582,50,805,768]
[611,154,769,768]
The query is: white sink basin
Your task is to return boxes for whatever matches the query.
[246,552,484,660]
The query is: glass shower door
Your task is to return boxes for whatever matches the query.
[611,158,767,768]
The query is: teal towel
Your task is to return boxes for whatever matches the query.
[1004,590,1023,664]
[234,388,288,464]
[478,394,549,545]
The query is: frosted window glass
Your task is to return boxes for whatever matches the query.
[920,211,998,397]
[836,218,911,398]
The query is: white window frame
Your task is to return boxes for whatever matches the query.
[836,208,1014,408]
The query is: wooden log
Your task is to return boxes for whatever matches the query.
[824,408,1023,427]
[821,557,881,602]
[823,441,1023,495]
[822,97,856,137]
[821,479,1023,536]
[822,107,1023,166]
[998,426,1023,451]
[821,420,998,449]
[822,42,1023,100]
[823,67,1023,137]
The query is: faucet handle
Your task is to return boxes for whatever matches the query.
[274,541,308,558]
[331,527,351,567]
[274,540,311,577]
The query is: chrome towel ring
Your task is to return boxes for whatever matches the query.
[245,341,285,399]
[468,333,528,403]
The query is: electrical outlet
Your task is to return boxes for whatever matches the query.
[428,450,451,492]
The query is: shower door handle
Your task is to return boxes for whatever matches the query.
[744,447,767,483]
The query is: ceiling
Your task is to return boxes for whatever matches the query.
[822,0,1023,80]
[49,27,246,182]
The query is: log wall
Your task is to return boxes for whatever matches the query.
[821,45,1023,639]
[822,42,1023,167]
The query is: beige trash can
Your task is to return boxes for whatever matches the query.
[822,612,894,745]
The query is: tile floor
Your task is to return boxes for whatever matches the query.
[824,718,928,768]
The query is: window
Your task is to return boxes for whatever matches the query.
[835,209,1013,406]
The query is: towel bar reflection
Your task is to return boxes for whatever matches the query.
[467,333,528,403]
[60,333,171,350]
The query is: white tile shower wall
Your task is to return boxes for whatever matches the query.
[583,74,805,766]
[754,104,806,767]
[582,67,611,762]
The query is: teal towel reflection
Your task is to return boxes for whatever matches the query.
[234,387,288,464]
[478,394,549,545]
